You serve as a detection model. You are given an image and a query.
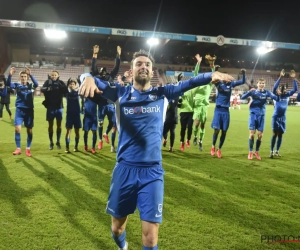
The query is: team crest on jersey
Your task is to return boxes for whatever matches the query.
[149,94,157,101]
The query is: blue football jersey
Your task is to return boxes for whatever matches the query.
[80,72,213,164]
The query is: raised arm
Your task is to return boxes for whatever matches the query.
[163,71,234,99]
[91,45,99,76]
[6,67,17,88]
[232,69,246,87]
[272,69,285,94]
[109,46,121,79]
[287,70,298,96]
[288,80,298,96]
[205,54,217,73]
[193,54,202,76]
[25,67,39,88]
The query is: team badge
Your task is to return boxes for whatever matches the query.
[149,94,157,101]
[158,204,163,213]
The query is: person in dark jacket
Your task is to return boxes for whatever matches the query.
[0,76,13,120]
[162,93,179,152]
[41,70,68,150]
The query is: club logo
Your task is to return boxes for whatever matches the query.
[149,94,157,101]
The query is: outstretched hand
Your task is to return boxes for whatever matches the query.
[78,76,103,98]
[93,45,99,54]
[205,54,216,65]
[240,68,246,76]
[290,70,296,78]
[280,69,285,77]
[117,46,121,56]
[211,71,234,84]
[195,54,202,63]
[9,67,16,76]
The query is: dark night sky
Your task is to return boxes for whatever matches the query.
[1,0,300,44]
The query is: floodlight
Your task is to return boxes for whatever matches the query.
[44,29,67,39]
[256,47,268,55]
[256,46,276,55]
[147,37,159,46]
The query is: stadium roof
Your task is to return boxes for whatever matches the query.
[1,20,300,65]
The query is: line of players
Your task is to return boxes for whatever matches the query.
[1,45,132,156]
[1,49,300,160]
[162,55,300,160]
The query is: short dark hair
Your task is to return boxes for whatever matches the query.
[131,49,155,67]
[67,78,77,86]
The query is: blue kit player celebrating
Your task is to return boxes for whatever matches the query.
[270,69,298,158]
[79,49,234,250]
[6,67,38,156]
[64,78,82,153]
[82,97,98,154]
[241,78,277,160]
[210,69,246,158]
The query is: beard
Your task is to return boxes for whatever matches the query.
[134,74,151,86]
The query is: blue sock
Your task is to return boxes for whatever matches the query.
[84,131,88,146]
[56,130,61,143]
[212,133,218,147]
[248,138,254,151]
[143,246,158,250]
[256,139,261,152]
[75,137,79,148]
[218,133,226,149]
[111,132,116,147]
[111,230,126,248]
[27,133,32,148]
[49,132,53,143]
[276,136,282,151]
[65,137,70,148]
[92,132,97,148]
[270,135,276,151]
[15,132,21,148]
[98,126,103,140]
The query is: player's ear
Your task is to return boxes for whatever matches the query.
[150,71,154,78]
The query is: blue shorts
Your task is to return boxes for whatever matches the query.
[14,107,34,128]
[211,107,230,131]
[66,113,82,129]
[98,104,116,125]
[249,113,265,131]
[272,115,286,133]
[83,113,97,131]
[47,108,63,122]
[106,162,165,223]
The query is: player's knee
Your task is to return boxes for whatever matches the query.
[15,127,21,133]
[142,225,159,247]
